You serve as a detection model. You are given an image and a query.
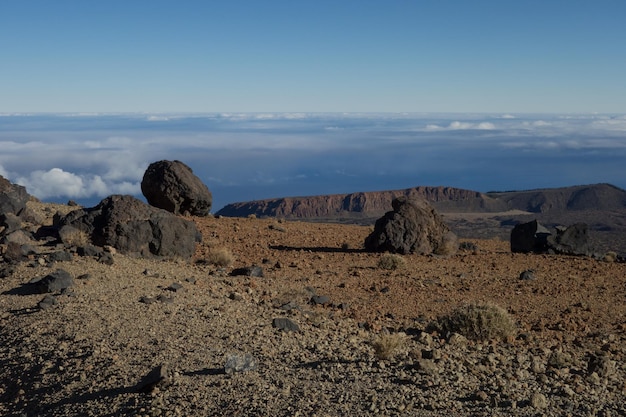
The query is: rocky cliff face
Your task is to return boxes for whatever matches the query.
[216,186,509,219]
[216,183,626,222]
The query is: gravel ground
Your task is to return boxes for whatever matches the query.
[1,205,625,416]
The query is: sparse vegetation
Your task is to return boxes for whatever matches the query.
[438,303,516,342]
[61,228,91,247]
[377,253,405,270]
[459,241,479,252]
[204,246,234,267]
[372,332,406,360]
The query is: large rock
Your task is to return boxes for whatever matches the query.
[58,195,201,259]
[510,220,551,253]
[546,223,591,256]
[141,160,212,216]
[364,196,458,255]
[0,175,29,216]
[511,220,592,256]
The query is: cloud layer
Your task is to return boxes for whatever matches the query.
[1,113,625,210]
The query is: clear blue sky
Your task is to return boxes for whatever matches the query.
[1,1,625,113]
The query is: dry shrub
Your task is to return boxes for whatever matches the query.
[603,251,617,263]
[438,303,516,342]
[377,253,405,270]
[205,247,234,267]
[372,333,406,360]
[60,227,91,247]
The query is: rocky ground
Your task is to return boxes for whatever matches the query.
[1,202,625,416]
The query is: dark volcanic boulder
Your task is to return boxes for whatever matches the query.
[141,160,212,216]
[547,223,591,256]
[58,195,201,259]
[1,213,22,237]
[510,220,551,253]
[364,196,458,255]
[0,175,29,216]
[511,220,592,256]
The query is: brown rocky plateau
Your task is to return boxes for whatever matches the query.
[1,195,625,416]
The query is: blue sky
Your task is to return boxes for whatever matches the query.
[1,1,625,113]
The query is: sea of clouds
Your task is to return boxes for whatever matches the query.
[1,112,625,211]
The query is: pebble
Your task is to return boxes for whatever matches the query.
[530,392,548,409]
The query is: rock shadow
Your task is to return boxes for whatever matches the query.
[183,367,225,377]
[2,283,41,296]
[270,245,365,254]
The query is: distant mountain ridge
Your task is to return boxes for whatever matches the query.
[216,183,626,220]
[487,183,626,213]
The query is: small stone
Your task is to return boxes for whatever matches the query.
[519,269,536,280]
[139,296,157,304]
[548,350,571,369]
[32,269,74,293]
[38,294,57,309]
[229,292,243,301]
[311,295,331,305]
[475,391,489,402]
[417,332,433,346]
[448,333,468,345]
[135,365,171,393]
[167,282,184,292]
[530,392,548,409]
[77,245,104,257]
[48,251,73,263]
[279,301,300,311]
[156,295,174,304]
[98,252,114,265]
[272,317,301,332]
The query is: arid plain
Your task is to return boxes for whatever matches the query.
[1,199,625,416]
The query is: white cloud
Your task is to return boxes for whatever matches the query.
[426,121,495,130]
[591,118,626,131]
[0,164,8,178]
[447,121,495,130]
[500,114,516,119]
[14,168,141,200]
[147,115,170,121]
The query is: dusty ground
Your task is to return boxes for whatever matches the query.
[1,204,625,416]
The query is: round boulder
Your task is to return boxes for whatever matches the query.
[141,160,212,216]
[364,196,458,255]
